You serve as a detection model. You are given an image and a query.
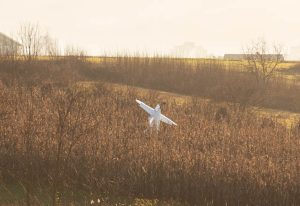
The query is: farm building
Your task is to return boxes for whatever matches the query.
[224,53,284,61]
[0,33,21,55]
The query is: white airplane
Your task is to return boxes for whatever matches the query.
[136,99,177,130]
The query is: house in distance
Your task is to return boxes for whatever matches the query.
[0,33,21,55]
[224,53,284,61]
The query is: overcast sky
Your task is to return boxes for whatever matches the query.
[1,0,300,58]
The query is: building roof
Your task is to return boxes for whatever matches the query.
[224,53,284,61]
[0,32,21,46]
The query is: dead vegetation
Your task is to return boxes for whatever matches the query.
[2,56,300,112]
[0,56,300,205]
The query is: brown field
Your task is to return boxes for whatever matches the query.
[1,56,300,205]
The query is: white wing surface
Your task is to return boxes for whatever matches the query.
[136,99,154,115]
[160,114,177,126]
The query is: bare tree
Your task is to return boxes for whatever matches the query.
[64,45,87,62]
[43,34,61,59]
[17,23,43,61]
[243,39,284,84]
[64,45,86,57]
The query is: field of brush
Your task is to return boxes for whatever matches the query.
[1,56,300,205]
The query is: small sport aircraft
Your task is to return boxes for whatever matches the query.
[136,99,177,130]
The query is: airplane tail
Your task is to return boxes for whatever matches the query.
[148,116,154,127]
[155,104,160,111]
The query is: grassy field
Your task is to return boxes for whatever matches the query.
[79,80,300,128]
[15,55,300,71]
[1,56,300,205]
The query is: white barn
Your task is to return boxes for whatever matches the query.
[0,33,21,55]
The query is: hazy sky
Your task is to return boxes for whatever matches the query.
[1,0,300,58]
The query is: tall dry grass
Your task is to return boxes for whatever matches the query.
[1,56,300,205]
[84,56,300,112]
[0,81,300,205]
[1,56,300,112]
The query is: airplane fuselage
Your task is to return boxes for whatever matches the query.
[150,104,161,129]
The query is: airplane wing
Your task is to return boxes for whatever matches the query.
[160,114,177,126]
[136,99,154,115]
